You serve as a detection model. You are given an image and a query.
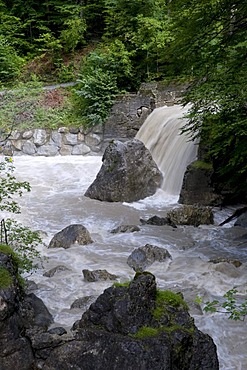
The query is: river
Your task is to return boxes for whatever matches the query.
[5,154,246,370]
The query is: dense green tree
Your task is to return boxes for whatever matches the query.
[1,0,105,55]
[104,0,171,83]
[76,41,134,126]
[167,0,247,200]
[0,35,24,83]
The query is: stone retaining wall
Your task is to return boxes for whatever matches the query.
[2,126,104,157]
[1,82,186,157]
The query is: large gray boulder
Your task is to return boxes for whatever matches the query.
[179,161,222,206]
[43,272,219,370]
[84,139,163,202]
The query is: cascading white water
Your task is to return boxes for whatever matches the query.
[136,105,198,194]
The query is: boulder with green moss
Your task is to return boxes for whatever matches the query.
[43,272,219,370]
[0,247,53,370]
[0,250,35,370]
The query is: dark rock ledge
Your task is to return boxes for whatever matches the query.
[0,250,219,370]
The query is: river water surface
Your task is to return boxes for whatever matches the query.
[6,154,246,370]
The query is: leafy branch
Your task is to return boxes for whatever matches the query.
[196,288,247,321]
[0,156,44,274]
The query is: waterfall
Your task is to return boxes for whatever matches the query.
[136,104,198,195]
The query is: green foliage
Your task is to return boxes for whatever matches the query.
[153,290,188,320]
[77,68,119,127]
[0,157,30,213]
[0,243,20,266]
[57,4,87,52]
[104,0,171,83]
[0,35,24,83]
[167,0,247,199]
[76,47,127,127]
[3,219,43,273]
[196,288,247,321]
[0,266,13,288]
[113,281,131,288]
[0,157,44,273]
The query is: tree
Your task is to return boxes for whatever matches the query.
[0,36,24,83]
[167,0,247,201]
[0,157,43,273]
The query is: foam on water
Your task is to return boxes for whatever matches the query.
[1,113,246,370]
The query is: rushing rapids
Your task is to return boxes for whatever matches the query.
[2,106,246,370]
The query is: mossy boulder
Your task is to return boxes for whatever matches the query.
[43,272,219,370]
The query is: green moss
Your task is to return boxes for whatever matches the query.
[162,324,195,335]
[133,326,159,339]
[0,267,13,288]
[153,290,188,320]
[0,244,20,267]
[156,290,188,309]
[191,160,213,170]
[113,281,131,288]
[0,244,25,290]
[133,324,194,339]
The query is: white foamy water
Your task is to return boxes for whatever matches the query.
[136,105,198,194]
[2,154,245,370]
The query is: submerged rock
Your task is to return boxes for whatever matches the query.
[82,269,118,282]
[70,295,97,310]
[84,139,163,202]
[48,224,93,249]
[167,205,214,227]
[127,244,172,272]
[110,224,140,233]
[43,265,71,277]
[209,257,242,268]
[43,272,219,370]
[140,215,177,228]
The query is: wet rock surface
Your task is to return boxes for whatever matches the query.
[48,224,93,249]
[84,139,163,202]
[167,205,214,227]
[82,269,118,282]
[127,244,172,272]
[43,273,219,370]
[0,251,219,370]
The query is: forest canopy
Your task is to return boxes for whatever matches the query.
[0,0,246,200]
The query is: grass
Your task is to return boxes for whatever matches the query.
[0,82,83,132]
